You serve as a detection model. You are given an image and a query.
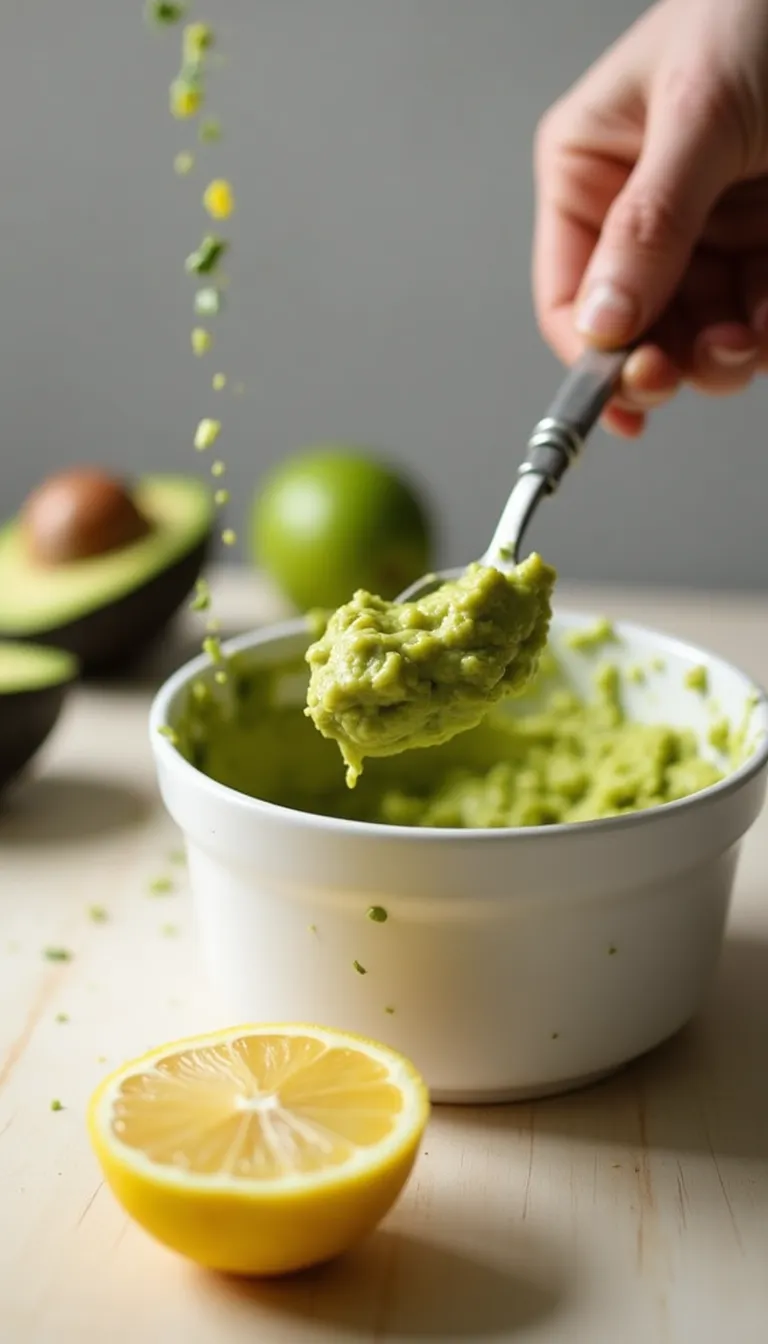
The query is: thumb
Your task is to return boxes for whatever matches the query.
[575,86,738,347]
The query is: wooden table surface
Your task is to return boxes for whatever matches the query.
[2,569,768,1344]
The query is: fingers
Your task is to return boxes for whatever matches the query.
[740,250,768,369]
[532,109,629,367]
[679,251,758,391]
[574,75,739,349]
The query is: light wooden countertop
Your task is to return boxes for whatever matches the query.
[2,570,768,1343]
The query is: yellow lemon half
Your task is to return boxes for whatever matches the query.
[88,1023,430,1277]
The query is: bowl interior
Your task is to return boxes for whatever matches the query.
[152,609,768,831]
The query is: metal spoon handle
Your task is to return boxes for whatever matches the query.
[518,346,630,492]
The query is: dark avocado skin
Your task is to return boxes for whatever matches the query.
[10,534,212,677]
[0,680,71,797]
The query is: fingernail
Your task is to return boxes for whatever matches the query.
[575,281,638,342]
[627,386,673,408]
[707,344,756,367]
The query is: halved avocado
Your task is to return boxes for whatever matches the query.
[0,642,78,796]
[0,474,213,675]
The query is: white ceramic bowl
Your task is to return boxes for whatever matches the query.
[149,612,768,1104]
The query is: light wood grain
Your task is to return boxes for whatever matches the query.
[2,570,768,1343]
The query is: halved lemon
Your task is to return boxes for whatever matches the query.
[88,1023,430,1277]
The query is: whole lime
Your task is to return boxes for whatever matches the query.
[250,446,433,611]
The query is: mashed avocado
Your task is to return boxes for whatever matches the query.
[171,646,724,830]
[305,553,556,786]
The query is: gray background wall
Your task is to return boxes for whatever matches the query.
[0,0,765,590]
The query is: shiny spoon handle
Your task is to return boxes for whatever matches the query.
[518,346,631,492]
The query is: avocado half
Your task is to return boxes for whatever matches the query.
[0,642,78,796]
[0,475,213,675]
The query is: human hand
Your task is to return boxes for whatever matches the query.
[533,0,768,436]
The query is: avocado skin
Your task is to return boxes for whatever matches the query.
[5,535,211,676]
[0,681,72,797]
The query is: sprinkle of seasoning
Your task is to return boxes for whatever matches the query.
[88,905,108,923]
[157,725,179,745]
[214,489,229,506]
[203,179,235,219]
[212,372,227,389]
[44,947,73,963]
[162,923,180,938]
[551,1031,560,1040]
[221,528,237,546]
[170,75,203,120]
[384,1006,395,1015]
[211,459,226,477]
[194,286,222,316]
[55,1013,69,1024]
[367,906,388,923]
[202,635,222,663]
[191,327,212,355]
[198,117,222,143]
[353,960,367,975]
[194,417,221,450]
[183,21,214,58]
[146,2,186,24]
[185,234,228,275]
[189,578,211,612]
[174,150,194,175]
[50,1099,64,1112]
[608,945,617,956]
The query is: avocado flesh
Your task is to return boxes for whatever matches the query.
[0,476,213,674]
[0,641,78,795]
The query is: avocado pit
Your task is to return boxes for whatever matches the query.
[22,468,152,566]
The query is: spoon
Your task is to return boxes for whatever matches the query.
[397,346,631,603]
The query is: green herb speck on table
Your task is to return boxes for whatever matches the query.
[148,876,174,896]
[367,906,388,923]
[353,960,367,975]
[88,905,108,923]
[50,1099,64,1112]
[44,947,73,963]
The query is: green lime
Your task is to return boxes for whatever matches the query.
[250,446,433,612]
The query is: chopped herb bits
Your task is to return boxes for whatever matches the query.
[203,179,234,219]
[198,117,222,143]
[191,327,212,355]
[194,286,222,316]
[185,234,228,275]
[194,417,221,450]
[146,1,186,25]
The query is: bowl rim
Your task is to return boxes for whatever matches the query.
[149,610,768,844]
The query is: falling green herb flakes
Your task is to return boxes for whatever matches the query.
[185,234,228,275]
[146,1,186,25]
